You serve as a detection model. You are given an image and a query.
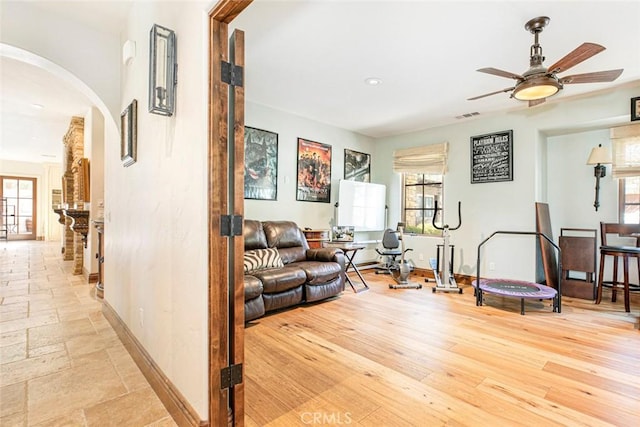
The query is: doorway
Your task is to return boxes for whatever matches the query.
[1,176,37,240]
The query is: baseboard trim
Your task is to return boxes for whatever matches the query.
[102,301,208,427]
[82,265,98,284]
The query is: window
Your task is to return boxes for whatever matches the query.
[402,172,442,236]
[619,177,640,224]
[611,124,640,224]
[393,142,448,236]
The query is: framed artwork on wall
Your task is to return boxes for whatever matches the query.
[631,96,640,122]
[120,99,137,167]
[244,126,278,200]
[344,148,371,182]
[470,130,513,184]
[296,138,332,203]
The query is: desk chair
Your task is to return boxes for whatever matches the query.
[375,228,412,274]
[596,222,640,312]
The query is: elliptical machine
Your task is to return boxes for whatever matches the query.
[388,223,422,289]
[429,201,463,294]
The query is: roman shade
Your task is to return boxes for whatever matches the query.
[611,124,640,179]
[392,142,448,174]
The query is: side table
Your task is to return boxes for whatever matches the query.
[323,242,368,293]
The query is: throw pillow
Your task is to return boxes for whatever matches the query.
[244,248,284,273]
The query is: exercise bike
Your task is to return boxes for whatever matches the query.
[428,201,463,294]
[388,223,422,289]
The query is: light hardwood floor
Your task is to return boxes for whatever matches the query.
[4,240,638,426]
[0,241,176,427]
[244,270,640,426]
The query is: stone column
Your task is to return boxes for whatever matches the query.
[62,117,85,274]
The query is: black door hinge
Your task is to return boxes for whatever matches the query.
[220,215,243,237]
[220,363,243,389]
[221,61,243,87]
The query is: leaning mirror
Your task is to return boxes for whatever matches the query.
[149,24,177,116]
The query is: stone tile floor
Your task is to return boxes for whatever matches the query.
[0,241,176,426]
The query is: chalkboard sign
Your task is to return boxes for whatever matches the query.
[470,130,513,183]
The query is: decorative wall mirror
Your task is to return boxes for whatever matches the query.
[149,24,177,116]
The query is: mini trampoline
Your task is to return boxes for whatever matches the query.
[472,278,558,315]
[474,230,561,315]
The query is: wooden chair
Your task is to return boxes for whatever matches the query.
[596,222,640,312]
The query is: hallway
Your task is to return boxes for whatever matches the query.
[0,241,175,426]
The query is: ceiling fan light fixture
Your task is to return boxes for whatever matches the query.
[513,76,561,101]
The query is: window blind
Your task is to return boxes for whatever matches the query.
[611,124,640,179]
[393,142,448,174]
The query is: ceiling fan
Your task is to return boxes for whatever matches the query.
[468,16,623,107]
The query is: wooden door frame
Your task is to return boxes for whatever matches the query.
[208,1,252,426]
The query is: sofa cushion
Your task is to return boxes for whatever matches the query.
[305,277,344,302]
[295,261,342,285]
[245,295,265,322]
[244,248,284,273]
[263,286,304,312]
[244,275,263,300]
[277,246,308,264]
[251,265,307,294]
[262,221,308,249]
[244,220,268,250]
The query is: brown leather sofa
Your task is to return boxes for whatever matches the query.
[243,220,346,322]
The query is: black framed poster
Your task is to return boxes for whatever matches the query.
[470,130,513,184]
[296,138,332,203]
[244,126,278,200]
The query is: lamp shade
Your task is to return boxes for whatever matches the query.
[513,76,561,101]
[587,144,612,165]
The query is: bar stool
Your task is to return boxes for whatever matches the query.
[596,222,640,312]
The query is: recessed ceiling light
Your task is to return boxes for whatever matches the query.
[31,103,44,109]
[41,154,56,158]
[364,77,382,86]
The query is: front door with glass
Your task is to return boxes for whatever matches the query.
[1,176,36,240]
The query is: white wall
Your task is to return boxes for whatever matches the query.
[375,84,640,282]
[245,102,375,225]
[3,0,212,420]
[106,1,211,418]
[244,102,377,259]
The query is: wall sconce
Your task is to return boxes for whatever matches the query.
[149,24,177,116]
[586,144,612,211]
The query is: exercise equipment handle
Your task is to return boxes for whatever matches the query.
[432,201,462,231]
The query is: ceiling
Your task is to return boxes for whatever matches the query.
[2,1,639,164]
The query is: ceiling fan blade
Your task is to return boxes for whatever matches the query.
[560,69,624,84]
[547,42,605,74]
[528,98,546,107]
[468,87,515,101]
[477,67,523,80]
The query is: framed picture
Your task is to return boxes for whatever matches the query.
[470,130,513,184]
[121,99,137,167]
[296,138,331,203]
[344,149,371,182]
[244,126,278,200]
[631,96,640,122]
